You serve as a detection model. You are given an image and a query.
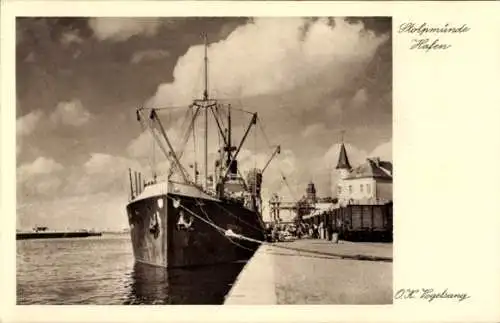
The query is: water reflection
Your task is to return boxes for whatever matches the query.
[124,261,247,304]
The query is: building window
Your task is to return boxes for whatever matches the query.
[349,185,352,194]
[338,185,342,194]
[367,184,371,194]
[360,184,364,193]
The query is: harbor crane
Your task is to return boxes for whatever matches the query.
[262,145,281,174]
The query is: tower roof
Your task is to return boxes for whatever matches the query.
[335,143,352,170]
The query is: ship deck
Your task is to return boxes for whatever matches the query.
[224,239,393,304]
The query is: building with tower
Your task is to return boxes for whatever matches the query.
[334,141,393,206]
[306,181,317,204]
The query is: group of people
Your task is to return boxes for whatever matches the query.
[265,221,339,242]
[264,223,294,242]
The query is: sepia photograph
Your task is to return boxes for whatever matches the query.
[15,16,393,305]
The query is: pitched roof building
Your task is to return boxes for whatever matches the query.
[333,144,393,206]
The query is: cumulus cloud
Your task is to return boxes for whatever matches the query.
[18,156,64,178]
[350,88,368,108]
[324,99,344,120]
[148,17,388,107]
[64,153,145,195]
[84,153,135,174]
[126,125,184,160]
[17,157,64,197]
[60,31,84,46]
[17,153,146,198]
[301,123,326,138]
[89,18,163,42]
[73,49,82,59]
[50,99,90,127]
[127,129,159,159]
[17,99,90,138]
[130,49,170,64]
[24,52,35,63]
[369,139,392,161]
[32,177,63,194]
[17,110,44,136]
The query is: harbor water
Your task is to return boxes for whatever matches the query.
[16,233,246,305]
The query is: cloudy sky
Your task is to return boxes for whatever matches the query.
[16,17,392,230]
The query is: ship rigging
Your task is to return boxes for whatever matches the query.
[132,34,283,211]
[126,33,301,268]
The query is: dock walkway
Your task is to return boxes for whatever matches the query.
[224,239,393,305]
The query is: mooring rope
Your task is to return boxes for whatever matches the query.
[166,195,392,263]
[194,198,252,252]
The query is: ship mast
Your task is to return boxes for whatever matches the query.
[203,33,209,190]
[133,33,277,200]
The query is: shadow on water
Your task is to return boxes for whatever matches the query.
[124,261,247,305]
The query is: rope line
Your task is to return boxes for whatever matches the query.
[136,116,156,178]
[193,198,256,252]
[174,196,256,253]
[165,195,392,263]
[172,107,198,168]
[212,202,264,234]
[256,116,299,203]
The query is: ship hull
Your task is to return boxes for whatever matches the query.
[126,192,265,268]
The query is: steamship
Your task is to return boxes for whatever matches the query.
[126,36,280,268]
